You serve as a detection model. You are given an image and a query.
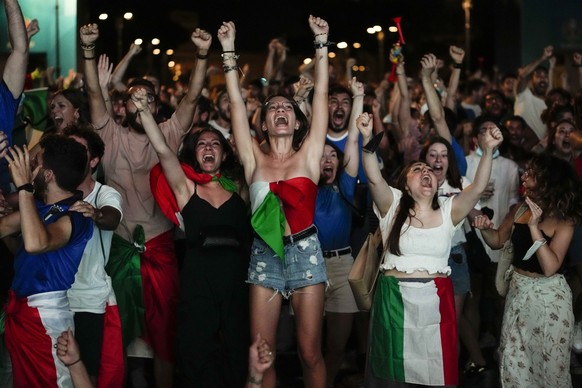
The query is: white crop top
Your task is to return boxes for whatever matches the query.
[374,186,462,275]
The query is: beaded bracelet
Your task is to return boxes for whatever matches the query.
[221,52,240,61]
[223,65,240,73]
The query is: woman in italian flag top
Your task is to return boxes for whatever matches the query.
[356,112,502,387]
[218,15,330,388]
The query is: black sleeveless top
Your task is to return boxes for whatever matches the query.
[511,223,552,274]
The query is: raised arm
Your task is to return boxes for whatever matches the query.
[445,45,465,111]
[4,145,73,252]
[344,77,363,177]
[394,61,411,142]
[420,53,451,143]
[356,112,393,217]
[218,21,256,184]
[97,54,114,116]
[452,126,503,225]
[133,88,191,209]
[263,38,286,85]
[80,24,109,128]
[292,75,314,120]
[110,43,142,92]
[173,28,212,131]
[515,45,553,94]
[3,0,28,98]
[300,15,330,160]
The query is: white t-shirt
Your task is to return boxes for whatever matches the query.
[374,186,463,275]
[68,182,123,313]
[208,120,231,139]
[465,152,520,262]
[514,87,547,140]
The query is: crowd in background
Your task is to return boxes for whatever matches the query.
[1,2,582,388]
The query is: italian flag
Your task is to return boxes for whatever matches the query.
[97,285,125,388]
[369,276,458,385]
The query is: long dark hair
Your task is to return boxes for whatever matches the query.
[387,162,440,256]
[419,136,462,190]
[179,125,242,181]
[259,93,309,150]
[526,154,582,224]
[318,141,344,187]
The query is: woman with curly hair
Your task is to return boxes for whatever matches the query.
[474,153,582,387]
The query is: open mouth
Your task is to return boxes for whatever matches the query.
[275,116,288,125]
[332,110,345,126]
[322,166,334,180]
[53,117,64,126]
[433,165,443,173]
[421,174,432,187]
[202,154,215,162]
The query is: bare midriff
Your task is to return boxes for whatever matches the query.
[383,269,448,278]
[514,267,545,278]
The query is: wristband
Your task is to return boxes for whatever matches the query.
[196,52,208,60]
[17,183,34,193]
[313,41,334,49]
[522,238,547,261]
[83,55,96,60]
[573,63,582,68]
[247,375,263,385]
[80,43,95,51]
[64,359,82,367]
[453,62,462,69]
[362,132,384,154]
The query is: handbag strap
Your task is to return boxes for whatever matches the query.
[370,227,383,270]
[506,203,528,246]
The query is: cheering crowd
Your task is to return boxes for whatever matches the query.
[1,1,582,387]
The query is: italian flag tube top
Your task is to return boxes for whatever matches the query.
[250,177,317,261]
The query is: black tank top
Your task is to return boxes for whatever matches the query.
[511,223,552,274]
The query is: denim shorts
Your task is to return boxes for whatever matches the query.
[247,231,327,298]
[448,244,471,296]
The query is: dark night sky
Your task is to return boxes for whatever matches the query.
[83,0,499,81]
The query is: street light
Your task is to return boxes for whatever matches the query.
[462,0,472,71]
[114,12,133,61]
[368,25,385,80]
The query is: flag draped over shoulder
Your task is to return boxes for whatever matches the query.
[150,162,236,229]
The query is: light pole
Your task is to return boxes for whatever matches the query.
[367,25,385,80]
[462,0,472,71]
[100,12,133,62]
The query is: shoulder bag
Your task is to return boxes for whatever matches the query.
[495,204,527,297]
[348,227,383,311]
